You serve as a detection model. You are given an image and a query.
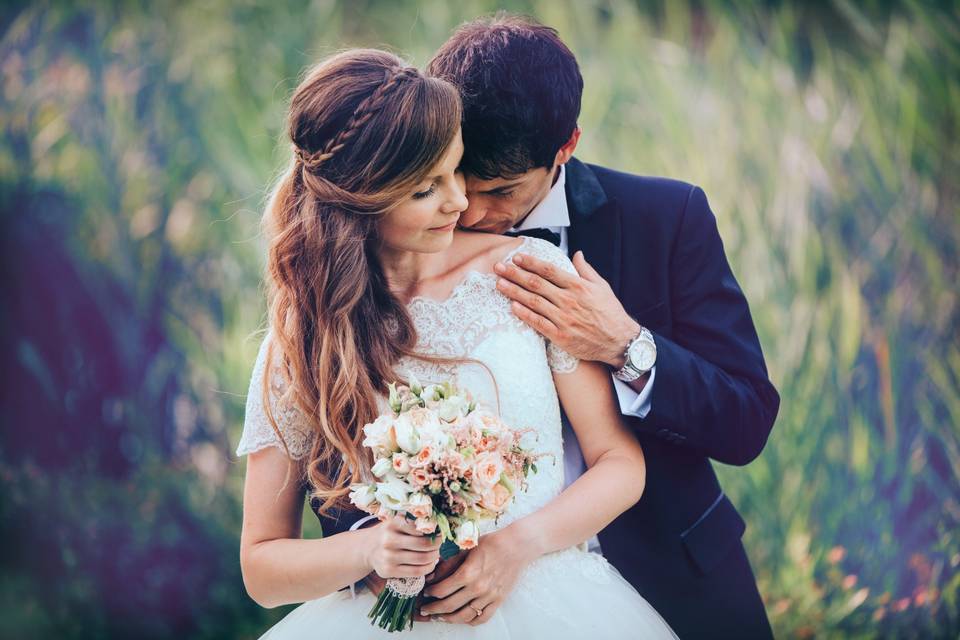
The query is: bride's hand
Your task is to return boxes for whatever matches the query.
[365,553,466,622]
[418,527,535,626]
[364,516,442,579]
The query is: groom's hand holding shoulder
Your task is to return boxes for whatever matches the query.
[494,250,649,390]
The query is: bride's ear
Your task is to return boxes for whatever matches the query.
[554,127,582,166]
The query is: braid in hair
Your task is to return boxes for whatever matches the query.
[295,66,420,174]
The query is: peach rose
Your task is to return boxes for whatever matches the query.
[455,520,480,550]
[392,453,411,475]
[409,468,430,487]
[473,452,503,490]
[479,483,511,513]
[405,493,433,520]
[477,435,498,452]
[415,517,438,534]
[411,444,435,468]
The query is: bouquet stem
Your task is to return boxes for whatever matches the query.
[368,576,424,632]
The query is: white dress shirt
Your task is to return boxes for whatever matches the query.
[510,165,657,554]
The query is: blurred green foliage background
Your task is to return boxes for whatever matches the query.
[1,0,957,637]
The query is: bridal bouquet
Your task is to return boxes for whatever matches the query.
[349,376,541,632]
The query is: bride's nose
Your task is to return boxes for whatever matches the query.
[444,179,469,214]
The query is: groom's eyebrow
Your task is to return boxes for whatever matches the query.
[480,180,523,194]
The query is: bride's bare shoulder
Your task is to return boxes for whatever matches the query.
[452,229,523,266]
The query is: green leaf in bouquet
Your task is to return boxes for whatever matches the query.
[436,512,452,540]
[439,539,461,560]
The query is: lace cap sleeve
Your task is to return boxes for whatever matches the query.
[521,238,580,374]
[236,332,316,459]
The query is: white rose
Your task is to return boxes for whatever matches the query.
[416,421,448,450]
[437,395,468,422]
[349,484,378,511]
[362,414,398,456]
[374,473,414,509]
[371,457,392,478]
[455,520,480,550]
[394,411,425,454]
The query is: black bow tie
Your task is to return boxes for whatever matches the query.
[505,227,561,247]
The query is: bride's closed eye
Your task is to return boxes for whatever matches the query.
[413,182,437,200]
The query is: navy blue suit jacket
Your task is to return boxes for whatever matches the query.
[565,158,778,638]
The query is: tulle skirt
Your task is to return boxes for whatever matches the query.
[259,547,677,639]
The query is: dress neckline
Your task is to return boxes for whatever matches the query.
[405,236,530,308]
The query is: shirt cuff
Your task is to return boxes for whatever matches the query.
[611,366,656,419]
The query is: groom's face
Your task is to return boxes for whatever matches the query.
[458,166,556,234]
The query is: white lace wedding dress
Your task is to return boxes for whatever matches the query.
[237,237,676,639]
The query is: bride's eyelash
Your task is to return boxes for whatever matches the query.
[413,183,437,200]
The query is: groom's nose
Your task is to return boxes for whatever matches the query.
[458,200,487,228]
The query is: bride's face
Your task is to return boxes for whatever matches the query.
[377,131,468,254]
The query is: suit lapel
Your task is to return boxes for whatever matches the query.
[565,158,622,296]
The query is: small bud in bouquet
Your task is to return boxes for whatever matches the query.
[349,377,542,632]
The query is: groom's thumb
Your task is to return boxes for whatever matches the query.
[572,250,602,282]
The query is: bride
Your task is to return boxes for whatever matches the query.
[236,49,676,638]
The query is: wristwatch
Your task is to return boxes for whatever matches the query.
[612,327,657,382]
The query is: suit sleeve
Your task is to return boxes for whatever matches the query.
[645,186,780,465]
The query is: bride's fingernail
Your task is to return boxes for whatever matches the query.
[493,263,505,273]
[433,616,445,623]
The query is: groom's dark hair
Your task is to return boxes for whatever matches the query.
[428,14,583,180]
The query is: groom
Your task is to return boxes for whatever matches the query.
[421,15,780,639]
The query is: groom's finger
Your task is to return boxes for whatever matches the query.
[572,250,605,283]
[510,301,561,342]
[494,260,565,306]
[512,253,580,289]
[495,278,560,322]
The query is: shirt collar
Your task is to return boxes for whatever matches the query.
[512,164,569,232]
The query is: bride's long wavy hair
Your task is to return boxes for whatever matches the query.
[261,49,462,515]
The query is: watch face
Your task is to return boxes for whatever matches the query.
[629,337,657,371]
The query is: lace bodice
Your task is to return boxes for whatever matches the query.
[237,237,579,531]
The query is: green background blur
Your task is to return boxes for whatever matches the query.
[1,1,957,638]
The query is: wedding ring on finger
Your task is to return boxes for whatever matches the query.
[473,606,484,618]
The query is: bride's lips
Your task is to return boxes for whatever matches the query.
[429,221,457,232]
